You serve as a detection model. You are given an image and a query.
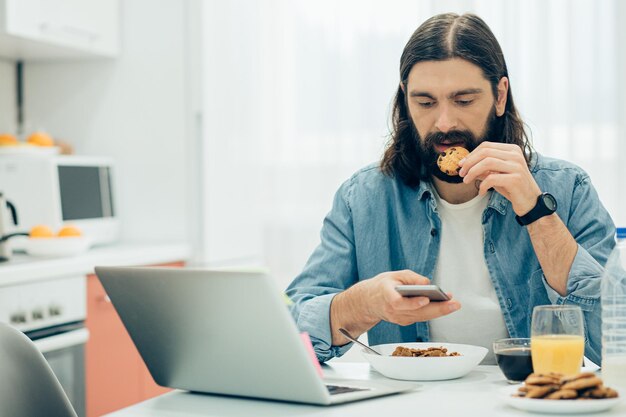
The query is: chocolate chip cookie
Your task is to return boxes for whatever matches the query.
[436,146,469,176]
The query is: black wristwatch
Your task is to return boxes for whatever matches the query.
[515,193,557,226]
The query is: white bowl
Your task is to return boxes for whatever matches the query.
[362,342,487,381]
[25,236,91,257]
[0,145,60,155]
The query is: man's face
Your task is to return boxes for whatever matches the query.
[403,58,505,183]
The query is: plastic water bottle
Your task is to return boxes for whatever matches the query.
[601,227,626,392]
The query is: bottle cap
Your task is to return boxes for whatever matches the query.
[617,227,626,240]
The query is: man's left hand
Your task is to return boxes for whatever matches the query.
[458,141,541,216]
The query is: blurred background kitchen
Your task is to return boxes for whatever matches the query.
[0,1,625,416]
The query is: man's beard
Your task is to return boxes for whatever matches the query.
[412,108,500,184]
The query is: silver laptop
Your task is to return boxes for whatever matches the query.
[95,266,415,405]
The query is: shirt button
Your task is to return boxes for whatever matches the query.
[430,228,437,237]
[489,241,495,253]
[506,298,513,309]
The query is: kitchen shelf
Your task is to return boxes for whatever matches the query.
[0,0,120,60]
[0,242,192,286]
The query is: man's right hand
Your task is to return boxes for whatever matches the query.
[330,270,461,346]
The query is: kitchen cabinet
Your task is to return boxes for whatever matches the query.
[86,261,184,417]
[0,0,120,60]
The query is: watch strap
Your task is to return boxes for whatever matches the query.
[515,193,556,226]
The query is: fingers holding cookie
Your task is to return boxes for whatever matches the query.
[455,141,542,215]
[457,142,523,177]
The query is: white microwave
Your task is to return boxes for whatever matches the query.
[0,155,120,248]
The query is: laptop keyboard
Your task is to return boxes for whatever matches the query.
[326,384,371,395]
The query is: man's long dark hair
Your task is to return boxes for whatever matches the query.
[381,13,532,187]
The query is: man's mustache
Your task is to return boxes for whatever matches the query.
[424,130,477,150]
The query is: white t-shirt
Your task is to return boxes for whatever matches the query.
[429,189,509,364]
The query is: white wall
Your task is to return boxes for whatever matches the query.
[0,60,15,132]
[198,0,264,267]
[21,0,193,245]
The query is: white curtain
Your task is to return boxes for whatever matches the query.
[200,0,624,289]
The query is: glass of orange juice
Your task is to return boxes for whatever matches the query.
[531,305,585,375]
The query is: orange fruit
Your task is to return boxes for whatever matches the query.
[0,133,18,146]
[57,225,82,237]
[30,225,55,238]
[27,131,54,147]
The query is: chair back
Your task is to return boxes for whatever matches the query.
[0,322,77,417]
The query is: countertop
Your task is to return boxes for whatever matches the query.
[104,363,626,416]
[0,242,192,286]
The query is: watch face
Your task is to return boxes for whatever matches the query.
[543,193,557,211]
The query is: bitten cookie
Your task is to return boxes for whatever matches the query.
[437,146,469,176]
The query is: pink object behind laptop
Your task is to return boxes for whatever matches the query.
[300,332,323,377]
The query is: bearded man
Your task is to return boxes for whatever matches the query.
[286,13,615,365]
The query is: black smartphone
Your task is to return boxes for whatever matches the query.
[395,284,450,301]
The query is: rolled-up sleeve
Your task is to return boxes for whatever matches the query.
[293,293,353,362]
[542,173,615,364]
[286,180,359,362]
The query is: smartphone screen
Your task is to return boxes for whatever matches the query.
[395,284,450,301]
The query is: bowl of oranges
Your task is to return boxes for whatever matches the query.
[25,225,91,257]
[0,132,60,155]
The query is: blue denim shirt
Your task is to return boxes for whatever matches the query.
[286,154,615,365]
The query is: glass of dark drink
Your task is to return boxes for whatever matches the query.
[493,338,533,383]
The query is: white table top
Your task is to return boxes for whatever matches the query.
[104,363,626,417]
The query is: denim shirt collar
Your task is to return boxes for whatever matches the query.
[416,178,509,216]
